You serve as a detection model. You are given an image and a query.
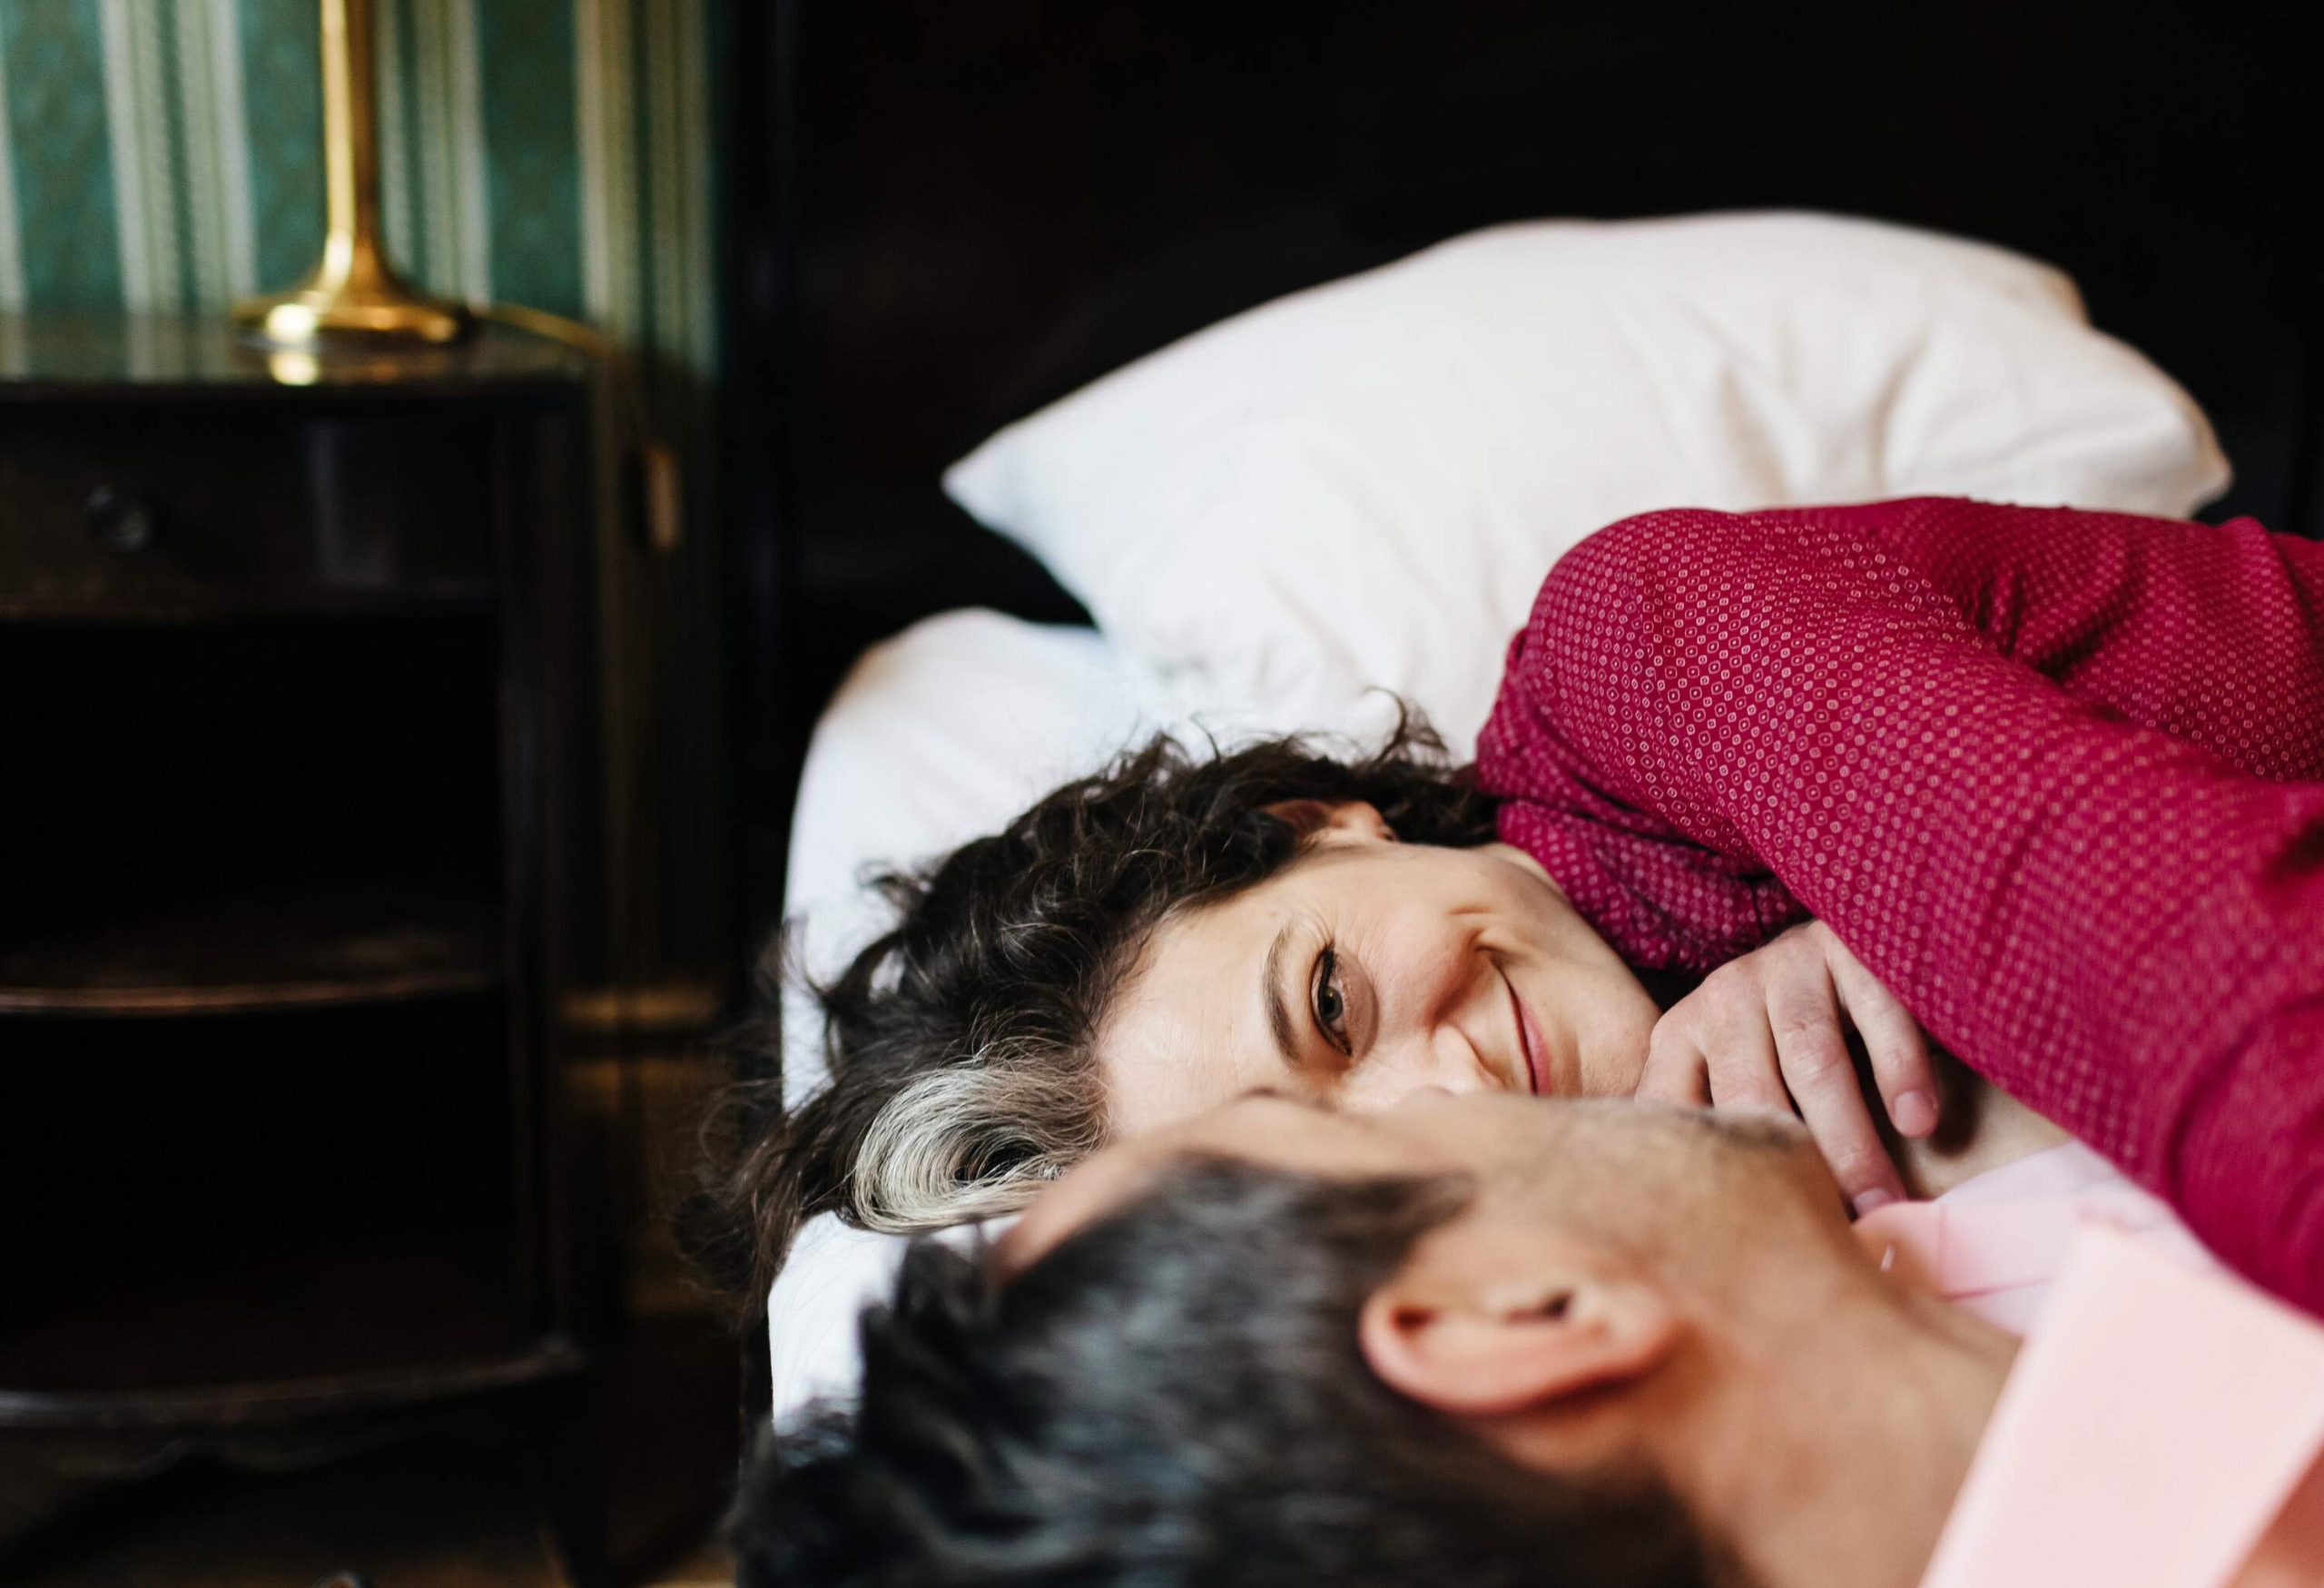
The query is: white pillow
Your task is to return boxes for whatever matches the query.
[945,212,2230,751]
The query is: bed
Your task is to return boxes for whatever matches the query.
[715,0,2323,1423]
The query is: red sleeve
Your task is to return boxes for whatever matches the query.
[1476,498,2324,1314]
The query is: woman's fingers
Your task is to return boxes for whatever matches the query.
[1765,970,1910,1215]
[1695,1012,1791,1118]
[1637,1022,1713,1108]
[1827,941,1940,1139]
[1643,984,1790,1116]
[1640,919,1925,1215]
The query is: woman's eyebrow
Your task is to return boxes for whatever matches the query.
[1262,919,1301,1072]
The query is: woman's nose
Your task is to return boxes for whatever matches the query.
[1343,1028,1503,1110]
[1424,1026,1504,1093]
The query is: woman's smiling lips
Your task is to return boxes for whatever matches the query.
[1502,969,1545,1095]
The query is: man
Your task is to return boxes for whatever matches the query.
[732,1090,2324,1587]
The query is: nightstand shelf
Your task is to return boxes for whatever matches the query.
[0,1434,572,1588]
[3,609,510,1015]
[0,587,497,624]
[1,993,527,1396]
[0,879,502,1015]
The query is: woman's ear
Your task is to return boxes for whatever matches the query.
[1263,799,1396,845]
[1357,1267,1679,1419]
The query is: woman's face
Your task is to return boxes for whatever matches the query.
[1095,802,1661,1138]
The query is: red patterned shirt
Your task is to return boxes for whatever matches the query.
[1478,498,2324,1316]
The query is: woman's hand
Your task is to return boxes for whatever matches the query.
[1638,919,1938,1214]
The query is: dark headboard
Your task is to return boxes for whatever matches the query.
[720,0,2321,929]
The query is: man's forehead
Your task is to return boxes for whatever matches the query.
[1000,1097,1437,1271]
[997,1136,1161,1273]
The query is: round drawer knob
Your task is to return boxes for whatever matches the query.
[85,485,159,555]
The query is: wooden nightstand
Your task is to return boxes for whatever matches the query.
[0,315,607,1583]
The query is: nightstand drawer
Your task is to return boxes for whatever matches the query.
[0,407,501,616]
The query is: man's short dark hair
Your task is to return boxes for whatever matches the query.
[728,1159,1716,1587]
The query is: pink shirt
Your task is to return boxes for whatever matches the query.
[1916,1228,2324,1588]
[1856,1156,2319,1584]
[1859,1140,2219,1334]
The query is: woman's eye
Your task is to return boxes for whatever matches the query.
[1311,948,1352,1056]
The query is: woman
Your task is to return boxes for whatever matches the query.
[691,498,2324,1319]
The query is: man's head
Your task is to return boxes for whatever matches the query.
[734,1094,2008,1588]
[733,1145,1715,1588]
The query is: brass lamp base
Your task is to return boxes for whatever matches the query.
[235,272,472,349]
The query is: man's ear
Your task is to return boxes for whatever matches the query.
[1357,1267,1679,1418]
[1263,799,1396,845]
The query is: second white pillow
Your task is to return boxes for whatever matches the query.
[944,212,2229,755]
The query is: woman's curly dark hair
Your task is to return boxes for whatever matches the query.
[681,709,1497,1318]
